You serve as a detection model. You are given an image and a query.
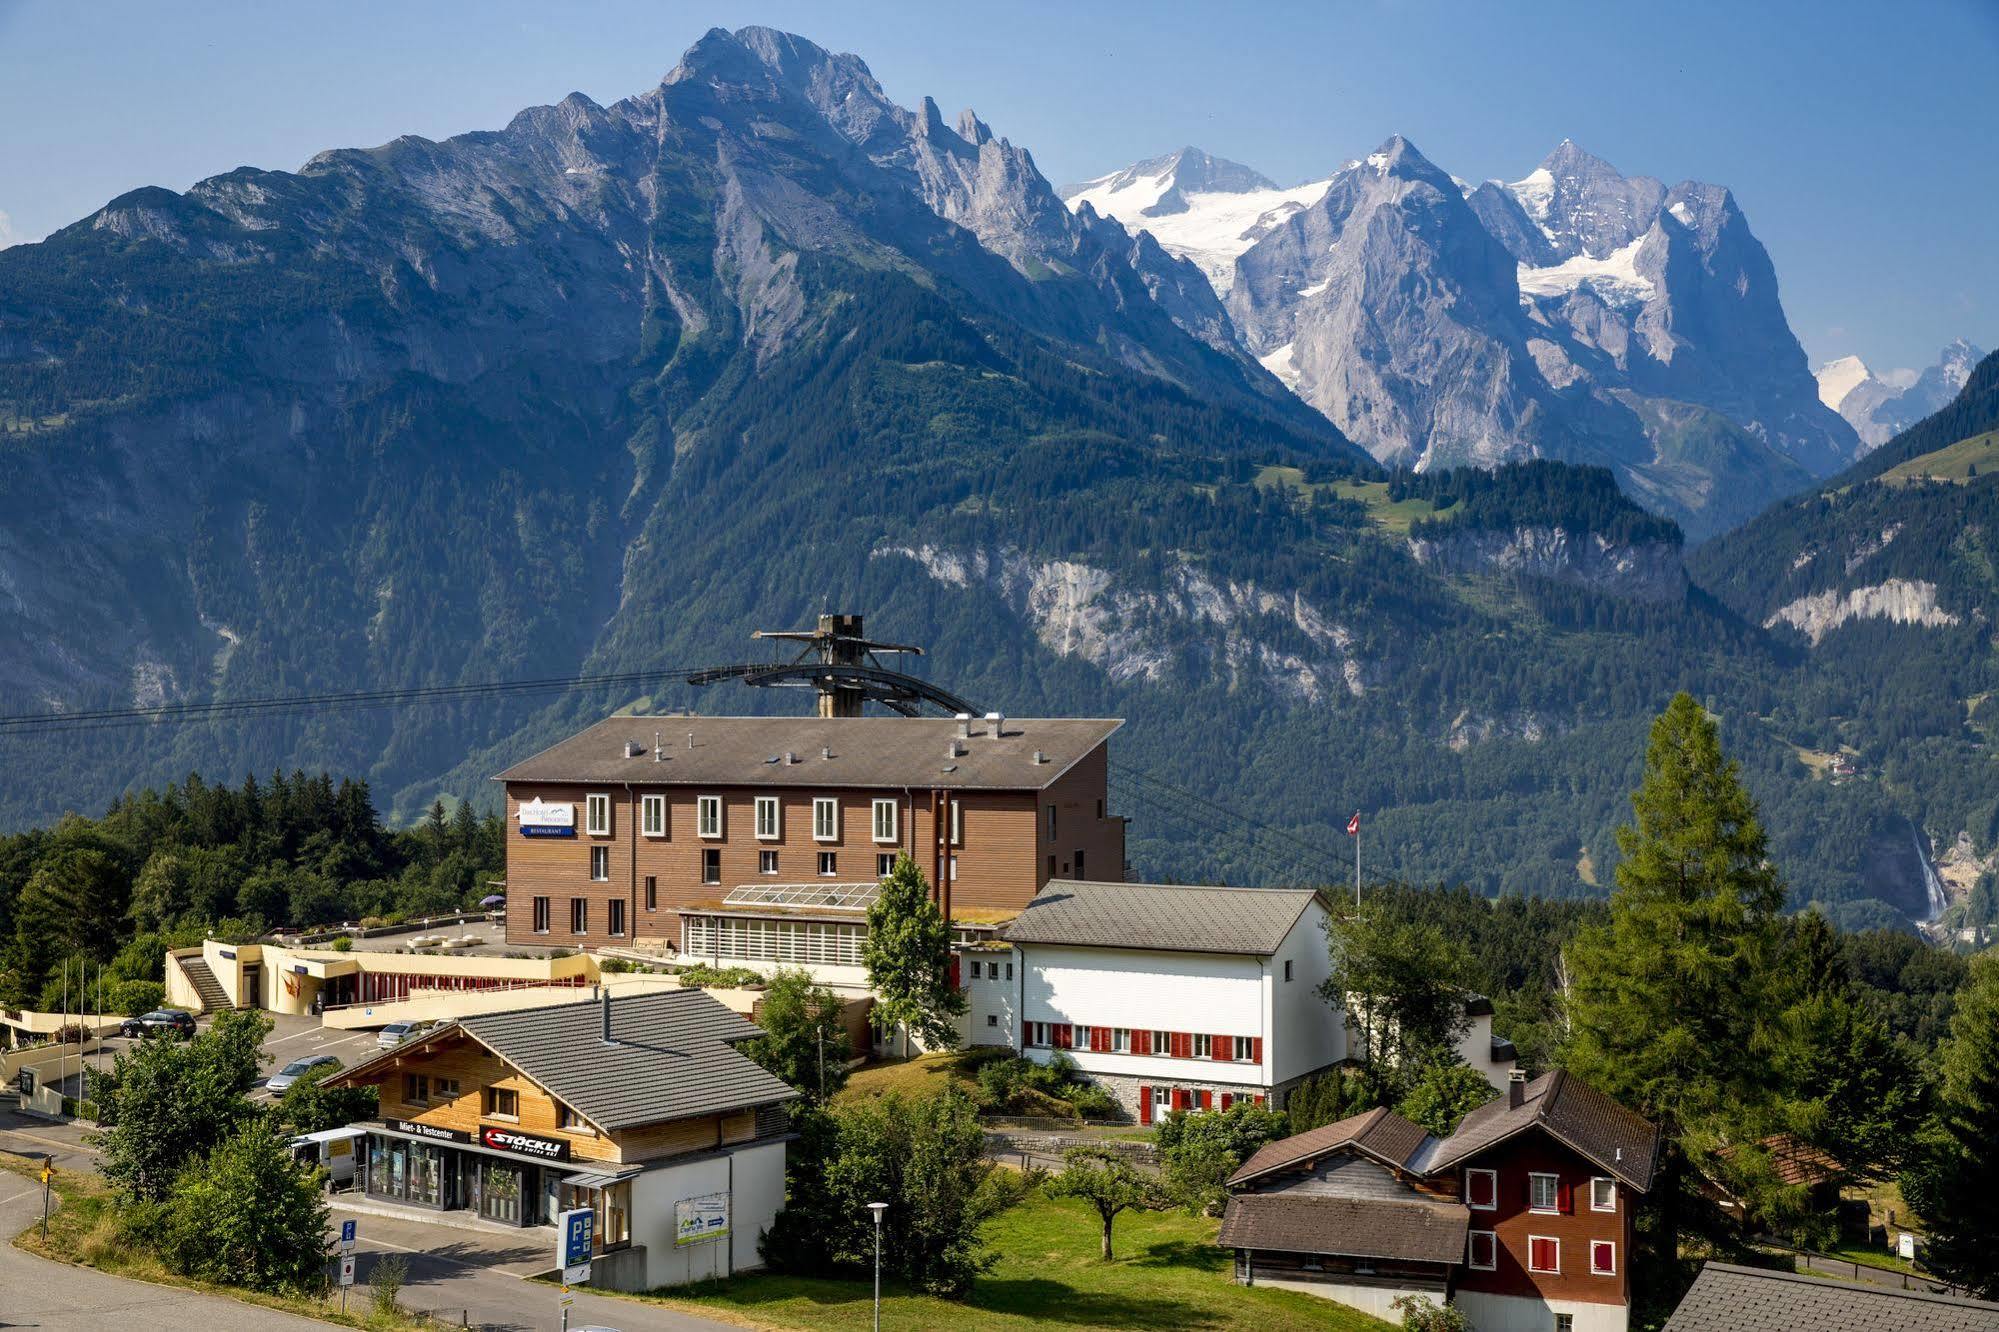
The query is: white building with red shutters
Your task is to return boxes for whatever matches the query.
[987,880,1344,1121]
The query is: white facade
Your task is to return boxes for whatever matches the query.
[626,1138,787,1289]
[1456,1290,1628,1332]
[1010,899,1343,1111]
[1456,1008,1520,1094]
[963,950,1020,1048]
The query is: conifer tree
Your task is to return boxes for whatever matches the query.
[863,855,965,1055]
[1564,692,1787,1260]
[1900,953,1999,1296]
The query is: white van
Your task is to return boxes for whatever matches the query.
[290,1126,366,1188]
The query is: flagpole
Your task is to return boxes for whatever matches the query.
[1354,819,1360,910]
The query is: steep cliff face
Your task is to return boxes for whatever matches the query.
[1409,527,1685,602]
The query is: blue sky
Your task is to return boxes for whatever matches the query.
[1,0,1992,374]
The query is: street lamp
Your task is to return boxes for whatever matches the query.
[867,1200,888,1332]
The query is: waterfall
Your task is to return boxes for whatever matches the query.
[1911,823,1949,924]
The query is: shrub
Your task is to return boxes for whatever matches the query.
[159,1120,331,1293]
[1393,1294,1471,1331]
[674,963,764,989]
[327,935,353,953]
[108,979,164,1016]
[369,1254,408,1317]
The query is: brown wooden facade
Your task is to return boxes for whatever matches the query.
[1451,1131,1636,1309]
[503,741,1123,951]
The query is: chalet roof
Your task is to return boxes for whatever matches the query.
[1216,1193,1469,1266]
[1229,1107,1432,1187]
[1002,880,1325,957]
[1664,1263,1999,1331]
[1718,1134,1845,1189]
[330,988,795,1132]
[1417,1070,1659,1192]
[495,715,1121,791]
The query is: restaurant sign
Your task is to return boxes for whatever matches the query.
[516,798,576,838]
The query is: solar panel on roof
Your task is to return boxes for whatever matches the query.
[722,881,883,911]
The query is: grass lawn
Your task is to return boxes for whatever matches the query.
[835,1051,975,1103]
[630,1192,1391,1331]
[0,1151,426,1330]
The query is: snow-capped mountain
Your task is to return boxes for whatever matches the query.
[1060,148,1330,296]
[1065,137,1859,537]
[1818,339,1988,450]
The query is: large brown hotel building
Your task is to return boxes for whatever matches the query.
[496,714,1125,955]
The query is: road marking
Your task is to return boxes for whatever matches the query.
[352,1233,530,1279]
[0,1187,40,1206]
[0,1129,99,1156]
[267,1029,320,1047]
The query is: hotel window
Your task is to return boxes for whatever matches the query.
[586,792,611,837]
[701,849,721,885]
[1046,805,1057,839]
[1464,1167,1498,1210]
[1590,1176,1617,1212]
[1192,1033,1213,1059]
[531,896,550,933]
[1590,1240,1616,1276]
[570,898,588,933]
[1529,1172,1561,1213]
[403,1074,428,1105]
[641,793,666,838]
[755,796,780,840]
[1233,1036,1255,1061]
[697,795,723,839]
[433,1077,460,1099]
[644,875,657,910]
[818,851,838,876]
[1152,1030,1171,1056]
[760,850,779,875]
[872,798,898,843]
[484,1086,520,1121]
[877,852,895,878]
[1112,1028,1131,1053]
[968,960,981,980]
[607,899,625,937]
[950,799,962,845]
[1467,1230,1497,1271]
[1283,959,1294,981]
[1527,1235,1560,1274]
[948,855,958,881]
[813,797,839,841]
[589,845,609,881]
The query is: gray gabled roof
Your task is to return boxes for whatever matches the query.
[1002,880,1326,956]
[333,988,795,1132]
[1217,1193,1468,1266]
[1416,1069,1659,1192]
[496,715,1121,791]
[1665,1263,1999,1331]
[1229,1107,1432,1187]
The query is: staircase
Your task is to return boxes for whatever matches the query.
[179,957,232,1012]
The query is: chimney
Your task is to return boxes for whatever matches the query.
[624,739,646,759]
[654,730,662,763]
[601,986,614,1045]
[985,711,1004,739]
[947,739,964,759]
[1508,1068,1526,1109]
[686,731,694,750]
[822,746,833,761]
[1032,750,1046,765]
[956,713,973,740]
[785,750,798,765]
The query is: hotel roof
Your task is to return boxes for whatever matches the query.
[495,715,1121,791]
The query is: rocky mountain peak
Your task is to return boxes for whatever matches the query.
[1509,140,1665,260]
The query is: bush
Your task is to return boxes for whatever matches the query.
[1157,1101,1292,1212]
[369,1254,407,1317]
[674,963,764,989]
[108,979,164,1016]
[159,1120,331,1293]
[1393,1294,1471,1331]
[327,935,353,953]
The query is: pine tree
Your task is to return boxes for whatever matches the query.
[1564,692,1788,1263]
[1900,953,1999,1296]
[862,855,966,1055]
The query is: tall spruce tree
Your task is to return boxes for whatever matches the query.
[1564,692,1787,1262]
[1900,953,1999,1296]
[863,855,966,1054]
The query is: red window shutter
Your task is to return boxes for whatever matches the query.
[1174,1031,1190,1059]
[1212,1033,1229,1062]
[1250,1036,1263,1063]
[1561,1179,1575,1214]
[949,955,960,988]
[1059,1024,1073,1049]
[1172,1088,1187,1111]
[1138,1086,1153,1125]
[1220,1093,1234,1110]
[1093,1027,1110,1053]
[1253,1094,1265,1105]
[1130,1028,1148,1054]
[1199,1090,1213,1111]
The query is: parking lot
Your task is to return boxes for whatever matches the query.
[249,1010,384,1098]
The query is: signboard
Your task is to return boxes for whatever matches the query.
[675,1194,730,1247]
[557,1207,594,1284]
[15,1069,33,1097]
[517,798,577,838]
[1899,1232,1918,1261]
[339,1219,357,1250]
[387,1118,472,1146]
[338,1254,357,1287]
[479,1126,570,1162]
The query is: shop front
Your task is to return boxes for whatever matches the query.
[361,1119,577,1228]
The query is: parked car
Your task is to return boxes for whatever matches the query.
[119,1009,196,1039]
[375,1020,433,1050]
[265,1054,341,1094]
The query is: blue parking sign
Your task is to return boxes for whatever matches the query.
[560,1207,595,1274]
[340,1219,357,1245]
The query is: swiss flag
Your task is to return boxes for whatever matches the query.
[1345,812,1361,837]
